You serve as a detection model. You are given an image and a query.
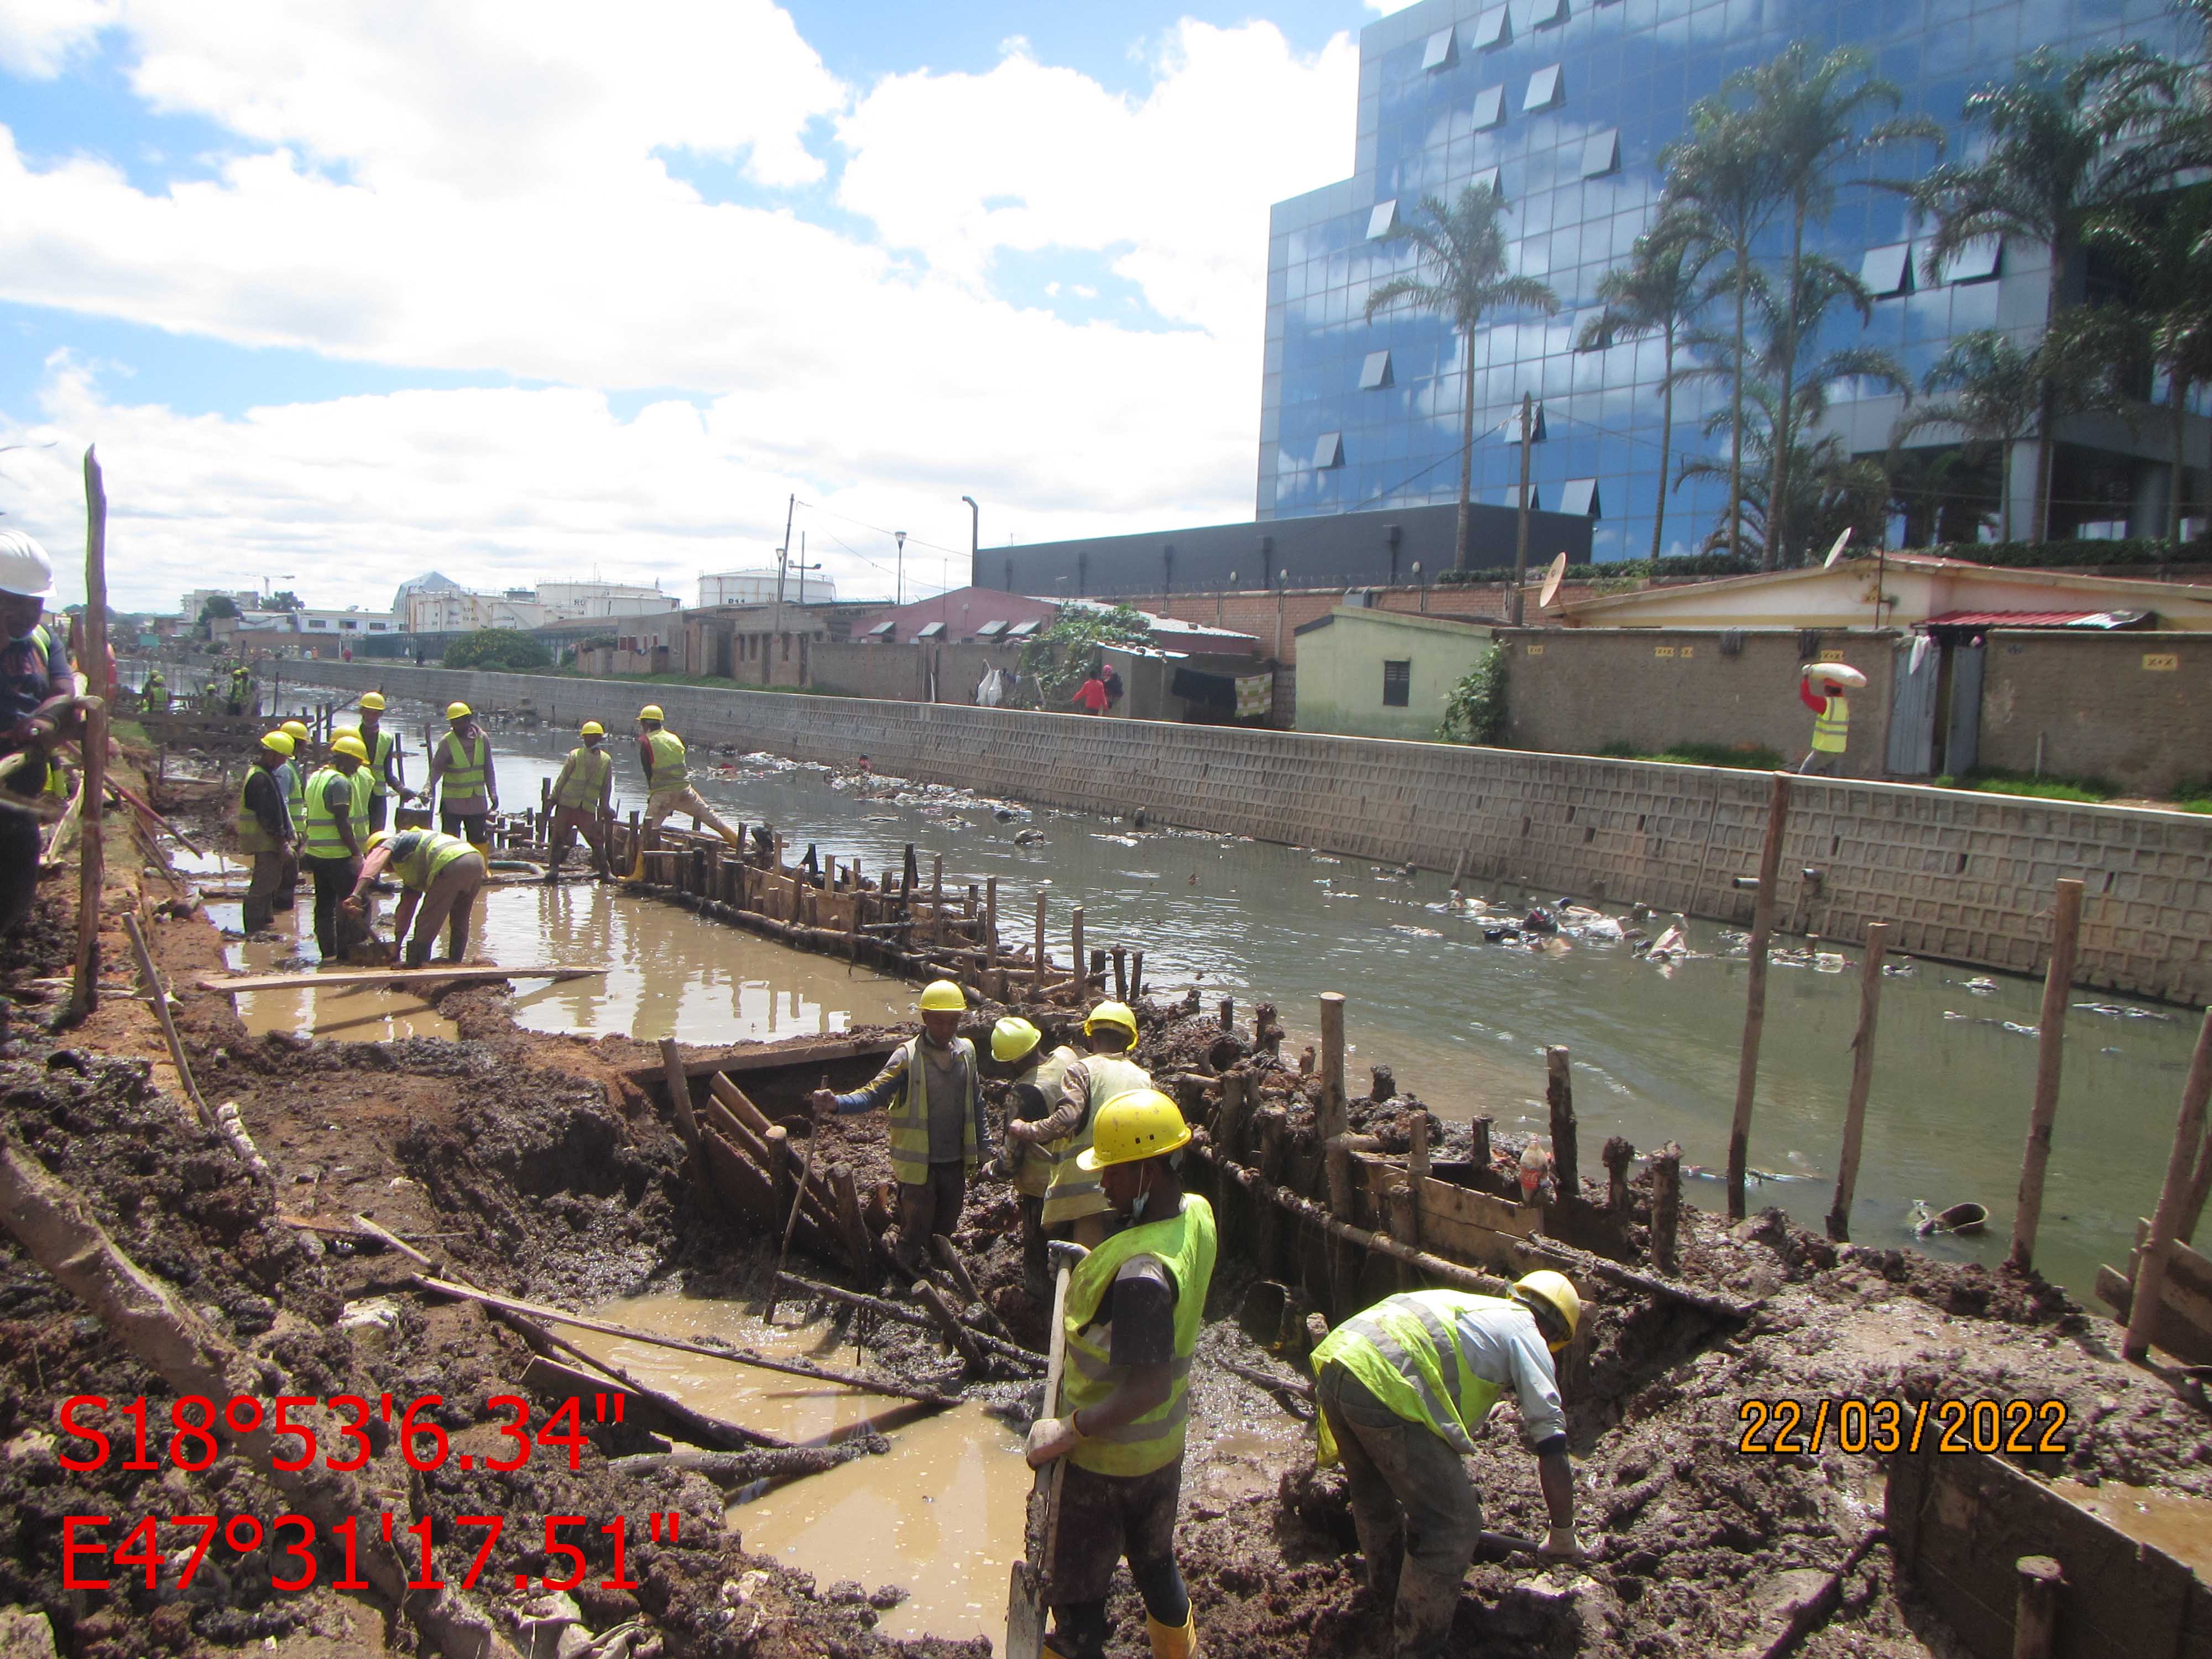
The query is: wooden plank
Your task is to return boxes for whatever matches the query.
[200,964,610,994]
[519,1355,791,1452]
[700,1123,775,1219]
[1418,1175,1541,1240]
[632,1033,901,1083]
[2098,1264,2212,1366]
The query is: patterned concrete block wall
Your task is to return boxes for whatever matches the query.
[286,661,2212,1003]
[1978,631,2212,796]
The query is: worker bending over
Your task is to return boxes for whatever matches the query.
[233,731,296,935]
[812,979,988,1279]
[300,734,371,958]
[355,691,408,832]
[1024,1090,1216,1659]
[1310,1275,1585,1659]
[627,703,742,878]
[545,720,614,881]
[1003,1000,1151,1248]
[346,828,487,967]
[428,701,497,848]
[985,1015,1081,1299]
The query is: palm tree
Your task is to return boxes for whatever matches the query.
[1575,216,1711,561]
[1732,43,1943,567]
[1913,46,2170,539]
[1366,181,1561,574]
[1658,100,1784,566]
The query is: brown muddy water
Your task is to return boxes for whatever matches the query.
[192,700,2207,1303]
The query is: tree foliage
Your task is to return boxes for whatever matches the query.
[1016,604,1152,706]
[196,595,241,622]
[442,628,552,671]
[1439,645,1507,746]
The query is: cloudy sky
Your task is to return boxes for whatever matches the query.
[0,1,1431,614]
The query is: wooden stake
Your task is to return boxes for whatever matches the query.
[1650,1141,1683,1274]
[2012,1557,2063,1659]
[1825,922,1889,1243]
[985,878,998,972]
[2124,1006,2212,1361]
[2010,878,2084,1271]
[1602,1136,1635,1212]
[1219,997,1235,1034]
[70,447,109,1021]
[1129,950,1144,999]
[1728,772,1792,1220]
[1071,906,1085,992]
[1033,891,1047,998]
[830,1161,878,1280]
[1318,991,1347,1142]
[1469,1113,1491,1173]
[1546,1046,1577,1203]
[1112,945,1128,1001]
[123,913,212,1129]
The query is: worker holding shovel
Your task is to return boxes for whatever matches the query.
[345,827,488,967]
[1310,1275,1586,1659]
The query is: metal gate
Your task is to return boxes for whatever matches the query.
[1942,639,1984,775]
[1887,637,1940,775]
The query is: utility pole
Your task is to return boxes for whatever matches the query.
[1512,392,1533,627]
[769,491,795,686]
[961,495,979,586]
[895,530,906,608]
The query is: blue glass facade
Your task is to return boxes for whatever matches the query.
[1258,0,2193,556]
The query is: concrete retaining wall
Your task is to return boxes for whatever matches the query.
[280,660,2212,1004]
[1980,632,2212,797]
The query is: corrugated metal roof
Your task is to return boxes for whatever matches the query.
[1923,609,2105,628]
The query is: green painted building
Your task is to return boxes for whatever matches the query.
[1292,606,1495,742]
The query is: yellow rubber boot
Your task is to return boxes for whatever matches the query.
[1147,1609,1197,1659]
[627,845,647,882]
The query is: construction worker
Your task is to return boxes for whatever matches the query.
[227,656,254,717]
[1309,1274,1586,1659]
[428,701,497,849]
[356,692,406,832]
[300,733,371,959]
[985,1015,1081,1299]
[1003,1000,1151,1248]
[1024,1089,1216,1659]
[0,530,71,807]
[811,979,989,1279]
[1797,666,1851,776]
[234,732,296,935]
[627,703,742,878]
[140,665,167,713]
[273,719,312,914]
[345,827,487,967]
[546,720,614,881]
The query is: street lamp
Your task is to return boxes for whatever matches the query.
[960,495,979,580]
[895,530,906,608]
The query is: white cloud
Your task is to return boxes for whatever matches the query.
[0,6,1359,607]
[0,0,116,77]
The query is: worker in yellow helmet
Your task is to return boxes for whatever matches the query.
[1309,1271,1585,1657]
[354,691,409,832]
[985,1015,1080,1299]
[427,700,497,852]
[545,719,614,881]
[345,827,487,967]
[273,718,314,915]
[1024,1089,1215,1659]
[300,733,371,959]
[627,703,742,878]
[811,979,985,1279]
[1002,999,1150,1249]
[233,731,297,935]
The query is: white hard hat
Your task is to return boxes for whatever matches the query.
[0,529,54,599]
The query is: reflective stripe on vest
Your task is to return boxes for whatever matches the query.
[1043,1052,1150,1227]
[1812,696,1849,753]
[1311,1291,1514,1463]
[233,768,283,854]
[363,727,396,796]
[555,745,612,809]
[439,732,488,803]
[389,829,475,891]
[275,760,304,822]
[1012,1047,1079,1199]
[347,766,374,836]
[300,767,358,860]
[1061,1196,1217,1477]
[645,728,688,789]
[887,1036,978,1185]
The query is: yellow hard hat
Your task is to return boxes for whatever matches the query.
[919,979,967,1014]
[329,733,369,763]
[260,731,295,757]
[1083,1000,1138,1041]
[991,1016,1042,1064]
[1077,1089,1190,1171]
[580,720,605,737]
[359,692,386,711]
[1511,1270,1582,1349]
[446,701,472,719]
[366,828,392,851]
[282,720,310,741]
[638,703,665,722]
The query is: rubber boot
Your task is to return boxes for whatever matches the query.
[1147,1609,1197,1659]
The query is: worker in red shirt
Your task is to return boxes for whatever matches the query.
[1073,667,1110,715]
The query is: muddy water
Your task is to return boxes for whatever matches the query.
[569,1295,1028,1648]
[2051,1479,2212,1577]
[383,706,2205,1305]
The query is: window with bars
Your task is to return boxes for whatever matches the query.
[1383,660,1411,707]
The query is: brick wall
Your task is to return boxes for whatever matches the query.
[1978,631,2212,796]
[1500,627,1896,774]
[283,660,2212,1003]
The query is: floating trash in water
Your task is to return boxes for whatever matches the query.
[1882,962,1917,977]
[1962,977,1999,994]
[1389,924,1443,938]
[1092,833,1140,847]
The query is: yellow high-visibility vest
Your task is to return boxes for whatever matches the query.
[1061,1197,1217,1477]
[1043,1053,1150,1227]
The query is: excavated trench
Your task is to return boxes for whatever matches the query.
[6,742,2212,1659]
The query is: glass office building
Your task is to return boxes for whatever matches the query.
[1258,0,2192,556]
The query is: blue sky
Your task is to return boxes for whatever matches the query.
[0,2,1402,611]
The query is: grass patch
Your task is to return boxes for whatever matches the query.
[1596,739,1788,770]
[1931,767,2120,804]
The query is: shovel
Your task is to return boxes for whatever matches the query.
[1005,1255,1074,1658]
